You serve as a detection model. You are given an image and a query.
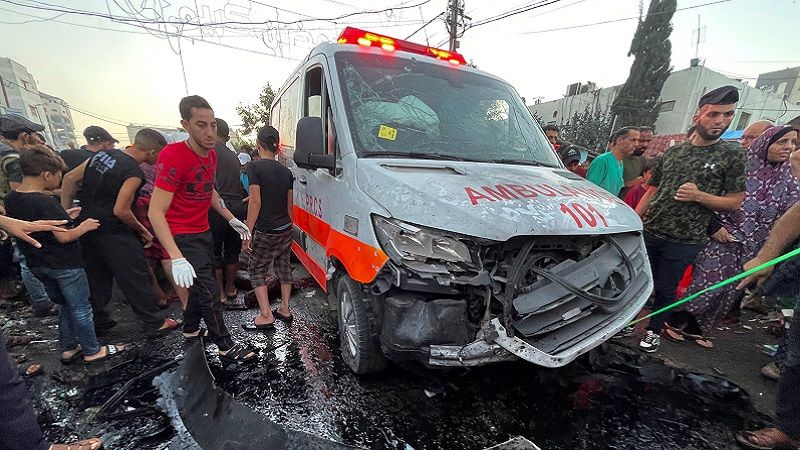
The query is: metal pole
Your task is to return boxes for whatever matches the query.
[177,37,189,96]
[448,0,459,52]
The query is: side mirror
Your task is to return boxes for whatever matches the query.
[295,117,335,171]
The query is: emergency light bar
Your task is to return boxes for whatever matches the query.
[337,27,467,66]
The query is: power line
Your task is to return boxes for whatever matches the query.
[518,0,732,34]
[405,11,444,40]
[1,0,433,28]
[470,0,562,28]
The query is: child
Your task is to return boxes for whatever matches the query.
[3,145,125,364]
[623,157,659,209]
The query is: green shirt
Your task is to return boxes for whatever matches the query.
[622,154,645,182]
[587,152,624,196]
[644,140,746,244]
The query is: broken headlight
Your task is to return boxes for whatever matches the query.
[373,216,473,265]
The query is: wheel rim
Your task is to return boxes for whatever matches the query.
[340,290,358,357]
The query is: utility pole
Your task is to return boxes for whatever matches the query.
[447,0,462,52]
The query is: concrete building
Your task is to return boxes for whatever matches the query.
[0,57,53,143]
[528,62,793,136]
[756,66,800,108]
[40,92,75,149]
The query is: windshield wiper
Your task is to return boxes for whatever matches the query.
[491,158,558,168]
[361,151,479,162]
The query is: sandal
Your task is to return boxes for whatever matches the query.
[148,318,183,338]
[663,327,685,343]
[60,347,83,365]
[242,318,275,331]
[182,327,208,339]
[23,363,43,378]
[49,437,103,450]
[84,344,127,364]
[272,309,293,322]
[224,301,248,310]
[736,428,798,450]
[219,343,257,363]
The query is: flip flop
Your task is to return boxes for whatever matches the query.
[736,428,799,450]
[663,328,685,343]
[60,347,83,365]
[84,344,127,364]
[23,363,43,378]
[242,319,275,331]
[49,437,103,450]
[182,327,209,339]
[272,309,293,322]
[219,343,257,363]
[148,318,183,338]
[224,301,249,310]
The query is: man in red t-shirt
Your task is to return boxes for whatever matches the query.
[149,95,255,363]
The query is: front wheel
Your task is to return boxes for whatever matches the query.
[336,275,387,374]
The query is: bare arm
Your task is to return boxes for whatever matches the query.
[246,185,261,232]
[635,186,657,217]
[53,219,100,243]
[0,216,67,248]
[149,187,182,259]
[210,190,235,221]
[625,176,644,188]
[791,150,800,180]
[113,177,149,238]
[674,183,744,212]
[61,160,89,210]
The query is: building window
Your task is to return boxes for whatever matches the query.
[736,112,752,130]
[659,100,676,112]
[29,105,38,118]
[21,80,28,89]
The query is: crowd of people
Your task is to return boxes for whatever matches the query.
[0,95,296,449]
[1,84,800,449]
[551,85,800,449]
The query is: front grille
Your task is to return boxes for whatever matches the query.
[511,233,649,355]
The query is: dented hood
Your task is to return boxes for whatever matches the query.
[356,158,642,242]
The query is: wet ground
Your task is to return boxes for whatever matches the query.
[1,264,779,450]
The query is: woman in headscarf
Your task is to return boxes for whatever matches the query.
[665,126,800,347]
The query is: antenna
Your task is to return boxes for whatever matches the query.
[691,15,707,59]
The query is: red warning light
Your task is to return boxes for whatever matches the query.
[337,27,467,66]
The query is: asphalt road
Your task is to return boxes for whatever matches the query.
[1,266,775,450]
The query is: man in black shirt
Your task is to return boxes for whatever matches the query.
[209,119,245,305]
[60,125,118,171]
[242,126,295,330]
[61,128,181,337]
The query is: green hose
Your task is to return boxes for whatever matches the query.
[629,246,800,325]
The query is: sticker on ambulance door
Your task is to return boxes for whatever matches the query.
[378,125,397,141]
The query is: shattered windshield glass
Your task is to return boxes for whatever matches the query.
[335,52,560,167]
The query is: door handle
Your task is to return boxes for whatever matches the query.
[298,175,308,185]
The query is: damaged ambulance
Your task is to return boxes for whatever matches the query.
[271,28,653,374]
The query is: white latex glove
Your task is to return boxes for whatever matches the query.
[172,258,197,288]
[228,218,251,241]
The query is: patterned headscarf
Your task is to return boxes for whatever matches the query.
[722,126,800,256]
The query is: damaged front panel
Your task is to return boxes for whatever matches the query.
[372,230,652,368]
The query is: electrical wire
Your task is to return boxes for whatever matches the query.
[517,0,732,34]
[470,0,562,29]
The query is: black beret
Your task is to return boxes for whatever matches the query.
[698,85,739,108]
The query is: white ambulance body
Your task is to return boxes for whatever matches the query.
[271,28,652,374]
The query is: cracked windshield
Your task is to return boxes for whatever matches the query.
[337,52,560,167]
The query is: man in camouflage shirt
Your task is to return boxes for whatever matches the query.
[635,85,746,353]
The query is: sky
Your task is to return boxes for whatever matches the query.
[0,0,798,145]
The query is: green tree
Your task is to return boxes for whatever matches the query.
[610,0,676,128]
[561,106,614,151]
[236,83,276,135]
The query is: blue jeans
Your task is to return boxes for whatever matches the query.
[30,267,101,356]
[14,246,51,311]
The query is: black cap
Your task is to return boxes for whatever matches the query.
[562,147,581,164]
[83,125,118,143]
[0,113,45,133]
[698,85,739,108]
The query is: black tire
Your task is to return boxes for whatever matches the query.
[336,275,387,374]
